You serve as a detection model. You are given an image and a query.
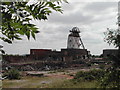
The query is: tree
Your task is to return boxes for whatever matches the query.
[101,28,120,88]
[0,0,68,43]
[104,28,120,68]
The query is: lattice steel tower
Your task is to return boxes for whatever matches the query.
[67,27,85,49]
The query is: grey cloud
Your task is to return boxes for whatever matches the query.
[82,32,103,44]
[62,3,76,12]
[48,2,117,25]
[84,2,117,13]
[49,11,94,24]
[36,26,69,43]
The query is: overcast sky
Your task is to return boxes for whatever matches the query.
[2,0,120,55]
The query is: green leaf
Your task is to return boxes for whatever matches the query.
[18,30,24,35]
[14,35,22,40]
[30,27,39,32]
[23,18,32,21]
[1,50,5,54]
[31,32,36,40]
[27,24,36,27]
[21,26,27,33]
[10,22,22,28]
[26,31,30,40]
[0,37,12,44]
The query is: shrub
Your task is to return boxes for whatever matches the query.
[99,64,105,69]
[88,69,105,79]
[74,71,85,80]
[7,69,21,80]
[74,69,105,81]
[100,68,120,88]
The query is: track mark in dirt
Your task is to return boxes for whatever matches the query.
[46,74,74,79]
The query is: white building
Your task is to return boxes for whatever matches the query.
[67,27,85,49]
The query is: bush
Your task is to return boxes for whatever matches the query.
[100,69,120,88]
[99,64,105,69]
[7,69,21,80]
[74,69,105,81]
[88,69,105,79]
[74,71,86,80]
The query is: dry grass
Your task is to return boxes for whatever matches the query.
[45,79,98,88]
[2,76,67,88]
[2,76,98,88]
[2,69,100,88]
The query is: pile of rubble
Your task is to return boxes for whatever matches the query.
[20,65,35,71]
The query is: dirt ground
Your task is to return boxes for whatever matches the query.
[2,68,95,88]
[2,69,75,88]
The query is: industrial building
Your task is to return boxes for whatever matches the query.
[2,27,90,70]
[103,49,118,57]
[3,27,89,63]
[29,27,89,61]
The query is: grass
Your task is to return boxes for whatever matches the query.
[3,76,45,88]
[46,79,99,88]
[2,75,99,88]
[2,69,101,88]
[2,76,67,88]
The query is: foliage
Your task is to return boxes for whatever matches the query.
[5,68,21,80]
[73,69,118,88]
[104,28,120,67]
[100,68,120,88]
[99,64,105,69]
[74,69,105,82]
[0,0,68,43]
[103,25,120,88]
[104,28,120,47]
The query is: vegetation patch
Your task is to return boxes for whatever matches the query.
[73,69,105,82]
[3,69,21,80]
